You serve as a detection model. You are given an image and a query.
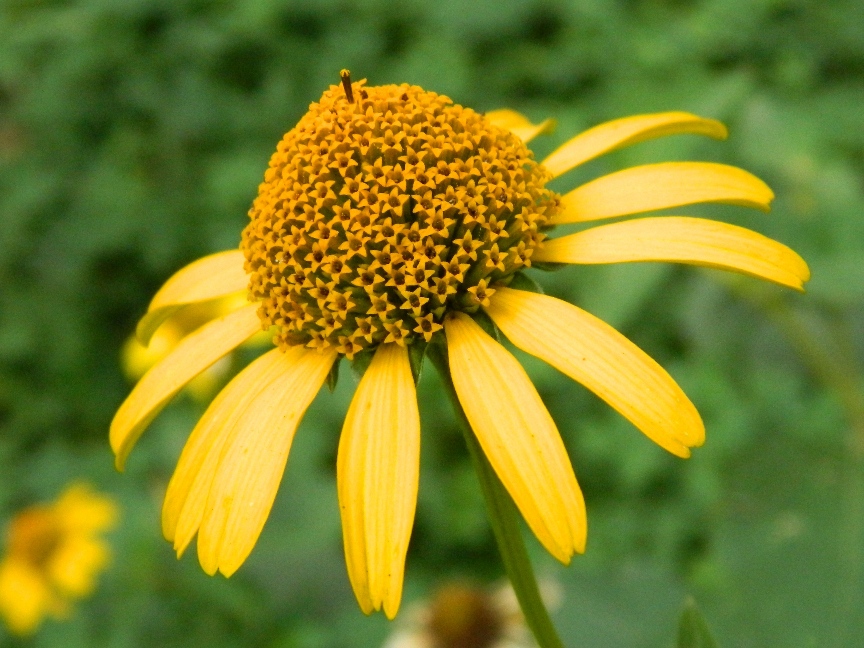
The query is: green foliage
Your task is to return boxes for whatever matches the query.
[0,0,862,646]
[677,598,719,648]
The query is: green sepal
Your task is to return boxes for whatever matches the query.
[676,597,719,648]
[508,271,546,294]
[326,357,341,392]
[471,309,503,343]
[350,349,375,381]
[408,340,427,385]
[531,261,567,272]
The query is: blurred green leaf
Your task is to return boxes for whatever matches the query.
[677,597,719,648]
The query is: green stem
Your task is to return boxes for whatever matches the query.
[428,344,566,648]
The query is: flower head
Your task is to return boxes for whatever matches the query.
[110,73,809,619]
[242,76,557,356]
[0,484,118,635]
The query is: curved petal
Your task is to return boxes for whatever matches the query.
[121,324,184,382]
[136,250,249,345]
[553,162,774,224]
[485,109,556,143]
[444,313,586,563]
[196,347,336,577]
[163,348,287,550]
[535,217,810,291]
[541,112,727,179]
[110,303,261,471]
[338,343,420,619]
[485,288,704,457]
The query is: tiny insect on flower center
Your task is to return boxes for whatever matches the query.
[241,72,560,358]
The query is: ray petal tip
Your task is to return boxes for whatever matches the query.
[355,592,375,616]
[218,562,240,579]
[198,552,219,577]
[575,535,587,556]
[703,117,728,140]
[383,596,401,621]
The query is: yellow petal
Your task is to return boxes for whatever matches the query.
[338,343,420,619]
[485,287,704,457]
[0,559,54,636]
[444,313,586,563]
[184,356,233,402]
[47,536,110,597]
[196,347,336,577]
[136,250,249,345]
[541,112,728,179]
[553,162,774,224]
[535,216,810,291]
[163,348,287,550]
[121,324,184,381]
[110,303,261,471]
[485,109,556,143]
[54,484,119,534]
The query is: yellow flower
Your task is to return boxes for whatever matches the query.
[0,484,118,635]
[110,72,809,620]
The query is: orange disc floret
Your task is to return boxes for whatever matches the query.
[6,508,61,569]
[241,77,560,357]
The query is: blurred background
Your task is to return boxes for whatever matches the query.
[1,0,862,646]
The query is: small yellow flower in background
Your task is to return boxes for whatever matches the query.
[0,484,118,636]
[384,580,559,648]
[121,293,269,400]
[110,71,809,619]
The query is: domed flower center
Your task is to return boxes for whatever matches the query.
[241,72,560,357]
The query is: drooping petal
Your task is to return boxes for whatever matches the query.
[535,216,810,291]
[110,304,261,471]
[136,250,249,345]
[541,112,727,179]
[196,347,336,577]
[444,313,586,563]
[338,343,420,619]
[163,348,287,551]
[485,109,556,143]
[552,162,774,224]
[485,287,704,457]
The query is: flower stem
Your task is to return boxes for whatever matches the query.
[428,344,566,648]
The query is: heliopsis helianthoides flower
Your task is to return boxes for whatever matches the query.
[110,71,809,619]
[0,484,118,635]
